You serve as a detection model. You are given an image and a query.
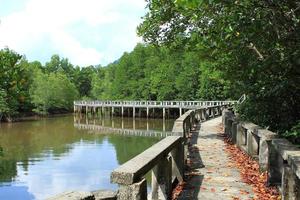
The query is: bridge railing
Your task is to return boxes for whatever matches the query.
[223,110,300,199]
[74,100,237,108]
[110,104,227,199]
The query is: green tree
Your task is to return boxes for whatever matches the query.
[30,71,79,114]
[0,89,9,120]
[0,48,31,120]
[91,67,114,100]
[73,66,97,97]
[138,0,300,138]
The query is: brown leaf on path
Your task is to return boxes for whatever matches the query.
[171,181,186,200]
[239,189,250,195]
[219,123,280,200]
[200,186,207,190]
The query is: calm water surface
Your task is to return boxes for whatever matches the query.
[0,115,174,199]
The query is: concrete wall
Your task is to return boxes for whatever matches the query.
[223,110,300,200]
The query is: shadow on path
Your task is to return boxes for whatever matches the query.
[178,123,204,199]
[178,117,255,200]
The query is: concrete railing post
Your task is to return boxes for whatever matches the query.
[236,123,245,148]
[117,179,147,200]
[151,156,172,200]
[257,129,277,172]
[221,108,300,200]
[246,131,259,157]
[285,155,300,199]
[267,142,284,186]
[231,121,239,144]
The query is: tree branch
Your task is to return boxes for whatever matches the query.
[247,43,264,60]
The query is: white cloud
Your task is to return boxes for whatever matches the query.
[0,0,146,66]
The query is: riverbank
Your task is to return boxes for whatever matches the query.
[0,112,73,123]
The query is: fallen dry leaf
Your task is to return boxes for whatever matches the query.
[218,123,280,200]
[200,186,207,190]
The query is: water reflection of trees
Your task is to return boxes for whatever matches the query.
[107,135,159,165]
[0,116,105,182]
[0,115,163,185]
[0,159,17,182]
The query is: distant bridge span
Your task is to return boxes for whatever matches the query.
[73,99,242,118]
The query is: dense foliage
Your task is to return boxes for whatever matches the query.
[30,71,78,114]
[90,44,228,101]
[137,0,300,141]
[0,49,90,118]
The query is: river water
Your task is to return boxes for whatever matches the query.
[0,115,174,200]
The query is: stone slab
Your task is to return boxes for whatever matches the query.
[256,129,277,139]
[92,190,117,200]
[241,122,260,132]
[272,139,300,160]
[47,191,94,200]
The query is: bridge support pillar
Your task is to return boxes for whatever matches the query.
[146,107,149,118]
[133,107,136,118]
[112,107,114,117]
[151,156,172,200]
[121,106,124,117]
[163,108,166,119]
[179,108,182,116]
[93,106,96,116]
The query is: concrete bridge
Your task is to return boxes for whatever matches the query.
[73,100,237,118]
[51,96,299,200]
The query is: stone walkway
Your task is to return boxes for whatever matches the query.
[178,117,255,200]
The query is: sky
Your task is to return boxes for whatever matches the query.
[0,0,147,66]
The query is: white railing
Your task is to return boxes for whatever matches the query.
[74,100,237,108]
